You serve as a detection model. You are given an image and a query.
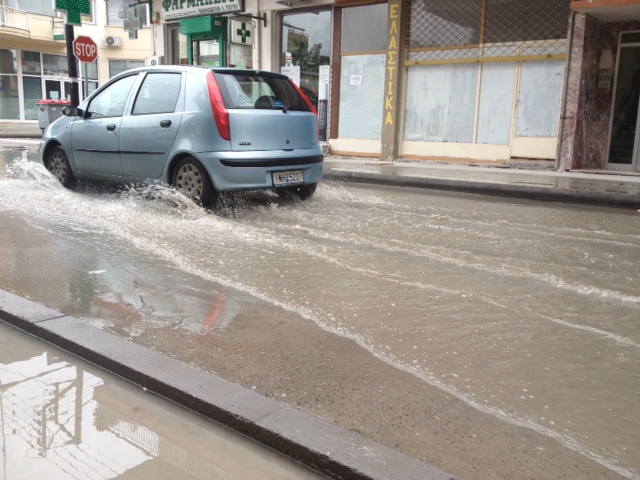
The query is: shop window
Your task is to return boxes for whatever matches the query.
[109,59,144,78]
[404,63,478,143]
[515,60,565,138]
[0,75,19,120]
[20,51,43,120]
[477,63,515,145]
[409,0,568,63]
[0,49,17,74]
[341,4,387,53]
[21,51,41,75]
[23,76,42,121]
[168,24,189,65]
[338,54,385,140]
[484,0,567,44]
[0,49,18,120]
[280,9,331,109]
[338,5,387,140]
[79,59,98,100]
[43,54,68,76]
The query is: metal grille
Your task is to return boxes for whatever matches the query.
[407,0,569,65]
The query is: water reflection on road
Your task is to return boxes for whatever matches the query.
[1,151,639,479]
[0,322,325,480]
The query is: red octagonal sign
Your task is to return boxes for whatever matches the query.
[73,36,98,63]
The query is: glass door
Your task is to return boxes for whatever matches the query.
[167,23,189,65]
[280,10,332,111]
[43,79,67,101]
[194,39,220,66]
[607,33,640,171]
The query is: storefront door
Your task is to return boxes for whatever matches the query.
[607,32,640,172]
[280,10,331,111]
[43,78,70,101]
[193,39,220,66]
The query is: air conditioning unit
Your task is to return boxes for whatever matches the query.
[105,36,121,47]
[145,55,164,67]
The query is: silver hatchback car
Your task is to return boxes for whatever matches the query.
[40,65,323,206]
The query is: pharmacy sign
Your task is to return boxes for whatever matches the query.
[229,20,253,46]
[162,0,243,21]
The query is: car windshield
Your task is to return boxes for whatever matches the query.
[213,72,310,112]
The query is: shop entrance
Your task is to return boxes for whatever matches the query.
[174,16,226,67]
[192,38,221,67]
[43,78,70,101]
[280,10,331,111]
[607,32,640,172]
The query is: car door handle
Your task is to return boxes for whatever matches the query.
[160,120,172,128]
[106,124,116,132]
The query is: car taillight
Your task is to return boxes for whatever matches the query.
[207,72,230,141]
[289,79,318,115]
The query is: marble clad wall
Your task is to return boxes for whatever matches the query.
[560,13,640,170]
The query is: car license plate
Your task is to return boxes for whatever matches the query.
[272,170,303,187]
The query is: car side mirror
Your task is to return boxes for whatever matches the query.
[62,106,83,117]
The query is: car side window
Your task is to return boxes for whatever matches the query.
[86,74,138,118]
[132,73,182,115]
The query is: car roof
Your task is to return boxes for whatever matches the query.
[114,65,290,80]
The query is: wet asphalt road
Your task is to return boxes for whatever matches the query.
[1,145,639,479]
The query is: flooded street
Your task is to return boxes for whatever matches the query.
[1,150,639,479]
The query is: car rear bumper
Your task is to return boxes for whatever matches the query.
[219,155,324,168]
[199,150,324,192]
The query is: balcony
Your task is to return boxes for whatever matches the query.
[0,6,65,43]
[0,5,29,33]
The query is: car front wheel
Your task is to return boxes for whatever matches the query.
[172,157,215,207]
[47,146,76,188]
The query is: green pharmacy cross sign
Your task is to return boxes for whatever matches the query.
[236,22,251,44]
[55,0,91,25]
[123,7,142,39]
[229,19,253,46]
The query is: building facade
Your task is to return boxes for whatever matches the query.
[1,0,639,174]
[0,0,159,135]
[561,0,640,173]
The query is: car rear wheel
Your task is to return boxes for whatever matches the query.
[47,146,76,188]
[172,157,215,207]
[277,183,317,201]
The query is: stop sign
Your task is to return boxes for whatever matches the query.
[73,36,98,63]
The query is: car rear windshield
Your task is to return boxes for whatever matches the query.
[213,72,311,112]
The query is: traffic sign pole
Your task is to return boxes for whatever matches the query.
[65,23,80,108]
[56,0,92,108]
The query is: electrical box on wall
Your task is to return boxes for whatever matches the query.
[105,36,121,47]
[145,55,164,66]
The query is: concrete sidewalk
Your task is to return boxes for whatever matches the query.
[323,156,640,209]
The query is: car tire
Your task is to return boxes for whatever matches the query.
[277,183,317,201]
[172,157,216,207]
[47,146,76,188]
